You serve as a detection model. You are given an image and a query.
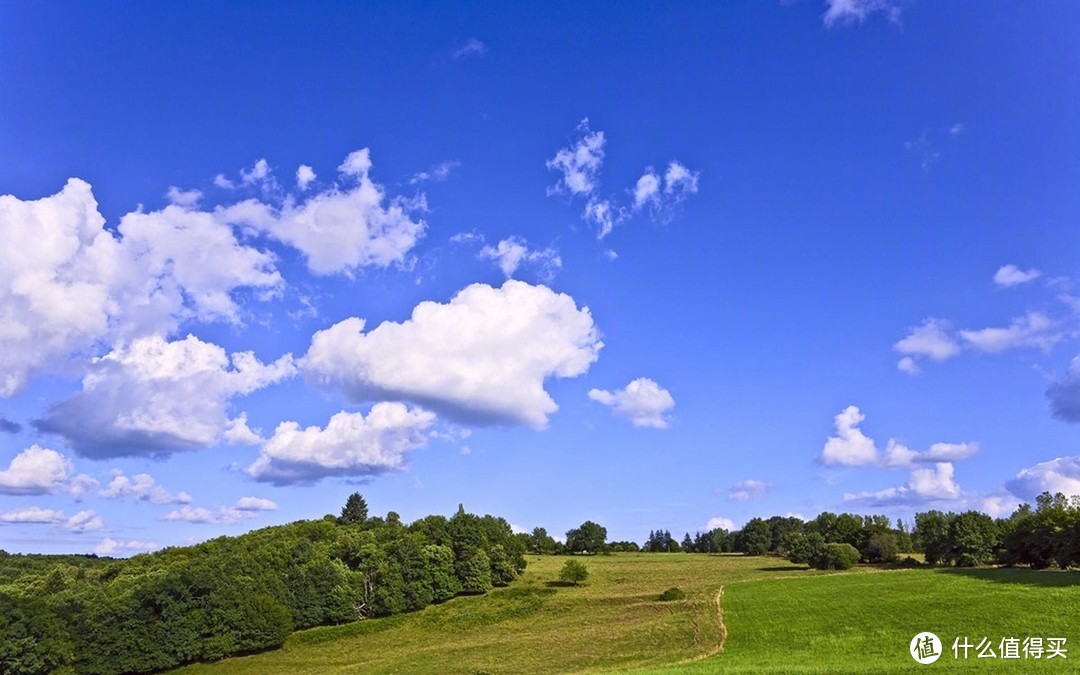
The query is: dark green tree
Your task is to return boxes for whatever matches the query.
[558,559,589,585]
[339,492,369,526]
[565,521,607,554]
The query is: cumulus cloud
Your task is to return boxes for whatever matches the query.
[894,319,962,372]
[706,516,736,531]
[98,470,191,504]
[94,537,159,556]
[958,312,1059,353]
[994,264,1041,288]
[584,199,621,239]
[727,479,768,501]
[479,237,561,279]
[1005,457,1080,501]
[220,149,426,276]
[588,378,675,429]
[247,404,436,485]
[0,445,95,498]
[981,494,1023,518]
[162,496,278,524]
[234,496,278,511]
[823,0,903,28]
[632,170,661,209]
[0,506,103,532]
[165,187,203,208]
[844,463,962,505]
[0,179,284,396]
[821,406,879,466]
[547,119,605,197]
[296,165,316,190]
[302,281,602,428]
[36,334,295,458]
[0,416,20,434]
[632,162,699,222]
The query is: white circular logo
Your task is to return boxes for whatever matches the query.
[910,632,942,664]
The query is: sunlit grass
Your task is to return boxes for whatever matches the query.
[175,555,1080,674]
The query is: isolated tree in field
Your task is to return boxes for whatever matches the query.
[558,559,589,586]
[566,520,607,554]
[339,492,369,525]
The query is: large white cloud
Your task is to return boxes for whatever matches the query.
[36,334,295,458]
[821,406,878,466]
[0,506,103,532]
[1005,457,1080,500]
[220,149,426,275]
[0,445,95,497]
[844,463,962,506]
[248,404,436,484]
[588,378,675,429]
[0,179,284,396]
[302,281,602,428]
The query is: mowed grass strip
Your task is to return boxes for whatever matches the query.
[174,555,1080,674]
[651,566,1080,674]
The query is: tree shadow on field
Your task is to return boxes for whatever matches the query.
[936,567,1080,588]
[545,580,579,588]
[757,565,810,572]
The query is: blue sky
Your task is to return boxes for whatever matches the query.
[1,1,1078,555]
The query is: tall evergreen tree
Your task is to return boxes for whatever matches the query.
[339,492,369,525]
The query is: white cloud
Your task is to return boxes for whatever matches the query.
[162,506,219,523]
[0,507,102,532]
[981,494,1023,518]
[98,470,192,504]
[411,160,460,185]
[221,149,426,276]
[0,506,64,524]
[234,496,278,511]
[223,413,264,445]
[588,378,675,429]
[452,38,487,60]
[820,406,878,466]
[894,319,962,364]
[37,334,295,458]
[823,0,903,28]
[248,404,436,484]
[296,165,316,191]
[664,161,699,199]
[547,119,605,197]
[240,158,270,185]
[213,174,235,190]
[706,516,736,531]
[479,237,561,278]
[302,281,602,428]
[949,123,967,137]
[727,479,768,501]
[603,249,618,261]
[632,170,661,209]
[0,445,95,498]
[922,442,979,462]
[1005,457,1080,501]
[165,186,203,208]
[844,463,962,505]
[993,264,1041,288]
[0,179,285,396]
[584,199,621,239]
[897,356,920,375]
[94,537,159,556]
[958,311,1059,353]
[65,510,104,532]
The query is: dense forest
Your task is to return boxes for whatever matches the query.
[2,491,1078,674]
[0,495,525,674]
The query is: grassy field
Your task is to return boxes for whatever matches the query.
[175,554,1080,674]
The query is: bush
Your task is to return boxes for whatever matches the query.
[558,559,589,586]
[812,543,860,570]
[897,556,922,568]
[865,532,899,564]
[658,587,686,601]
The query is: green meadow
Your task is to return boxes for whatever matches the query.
[175,554,1080,674]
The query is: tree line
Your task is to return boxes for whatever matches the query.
[521,491,1080,572]
[0,494,525,674]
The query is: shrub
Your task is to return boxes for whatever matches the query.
[558,559,589,586]
[658,586,686,601]
[812,543,860,570]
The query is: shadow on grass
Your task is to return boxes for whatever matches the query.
[757,565,810,572]
[544,580,581,588]
[935,566,1080,588]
